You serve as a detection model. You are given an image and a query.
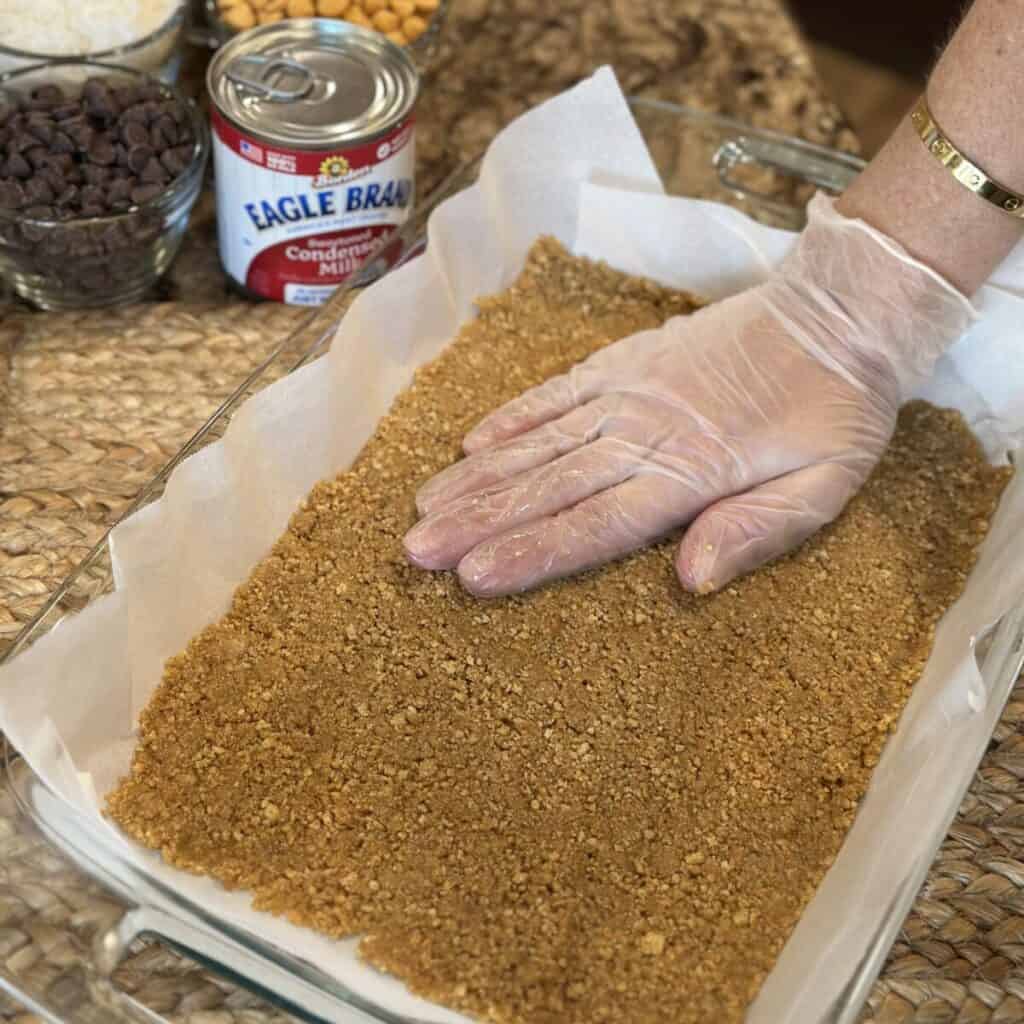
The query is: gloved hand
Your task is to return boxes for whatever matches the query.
[404,193,976,598]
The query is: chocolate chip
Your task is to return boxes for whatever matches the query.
[36,167,62,195]
[122,103,148,124]
[128,144,155,174]
[26,146,49,169]
[0,180,25,209]
[88,137,117,166]
[159,147,186,176]
[158,115,179,148]
[79,204,106,218]
[56,184,80,207]
[106,178,132,203]
[162,99,188,125]
[113,86,140,110]
[121,119,150,146]
[42,152,73,174]
[81,164,110,186]
[24,177,55,205]
[140,156,167,184]
[83,81,117,123]
[80,184,105,207]
[130,183,163,204]
[115,144,132,168]
[51,131,75,154]
[51,103,81,121]
[9,133,36,154]
[23,204,54,219]
[26,118,54,145]
[66,122,92,150]
[4,153,31,179]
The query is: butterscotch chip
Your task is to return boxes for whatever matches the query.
[385,29,408,45]
[316,0,349,14]
[372,8,398,30]
[221,3,255,28]
[345,6,372,26]
[257,10,283,23]
[402,13,426,39]
[285,0,315,14]
[391,0,415,16]
[108,239,1009,1024]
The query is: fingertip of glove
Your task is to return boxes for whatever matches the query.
[462,424,499,455]
[403,520,447,570]
[456,550,504,598]
[413,486,438,518]
[675,537,723,596]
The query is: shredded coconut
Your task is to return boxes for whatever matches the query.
[0,0,179,56]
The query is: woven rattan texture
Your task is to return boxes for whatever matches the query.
[858,693,1024,1024]
[0,200,306,646]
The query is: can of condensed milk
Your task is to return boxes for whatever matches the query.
[207,19,419,305]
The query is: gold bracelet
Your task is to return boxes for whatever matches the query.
[911,95,1024,216]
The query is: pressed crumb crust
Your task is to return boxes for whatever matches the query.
[107,239,1010,1024]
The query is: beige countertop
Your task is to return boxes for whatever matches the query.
[415,0,859,198]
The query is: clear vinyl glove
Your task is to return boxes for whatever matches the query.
[404,193,976,598]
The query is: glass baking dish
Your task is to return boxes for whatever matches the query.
[3,98,1015,1024]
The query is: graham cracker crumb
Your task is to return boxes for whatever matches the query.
[107,238,1010,1024]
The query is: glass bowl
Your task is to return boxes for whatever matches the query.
[0,61,209,310]
[202,3,447,69]
[0,1,188,82]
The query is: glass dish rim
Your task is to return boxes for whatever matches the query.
[0,1,187,64]
[4,98,983,1024]
[0,59,210,226]
[0,94,862,663]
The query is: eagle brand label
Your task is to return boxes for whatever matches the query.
[211,111,415,305]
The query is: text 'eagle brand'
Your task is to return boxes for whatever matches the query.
[206,20,419,305]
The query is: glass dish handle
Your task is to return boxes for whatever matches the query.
[713,135,865,213]
[93,905,431,1024]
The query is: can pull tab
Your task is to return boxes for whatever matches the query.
[225,55,314,102]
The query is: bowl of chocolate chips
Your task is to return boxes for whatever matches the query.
[0,62,208,309]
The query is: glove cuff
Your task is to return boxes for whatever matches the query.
[777,192,978,399]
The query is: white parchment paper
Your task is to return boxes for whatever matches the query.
[3,68,1024,1023]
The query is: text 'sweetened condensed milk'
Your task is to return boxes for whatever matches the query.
[207,19,419,305]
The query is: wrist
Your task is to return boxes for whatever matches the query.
[836,110,1023,296]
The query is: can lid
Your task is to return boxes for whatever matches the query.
[206,18,419,148]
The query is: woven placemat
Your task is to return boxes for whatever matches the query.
[7,3,1020,1023]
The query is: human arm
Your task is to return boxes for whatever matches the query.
[404,0,1024,598]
